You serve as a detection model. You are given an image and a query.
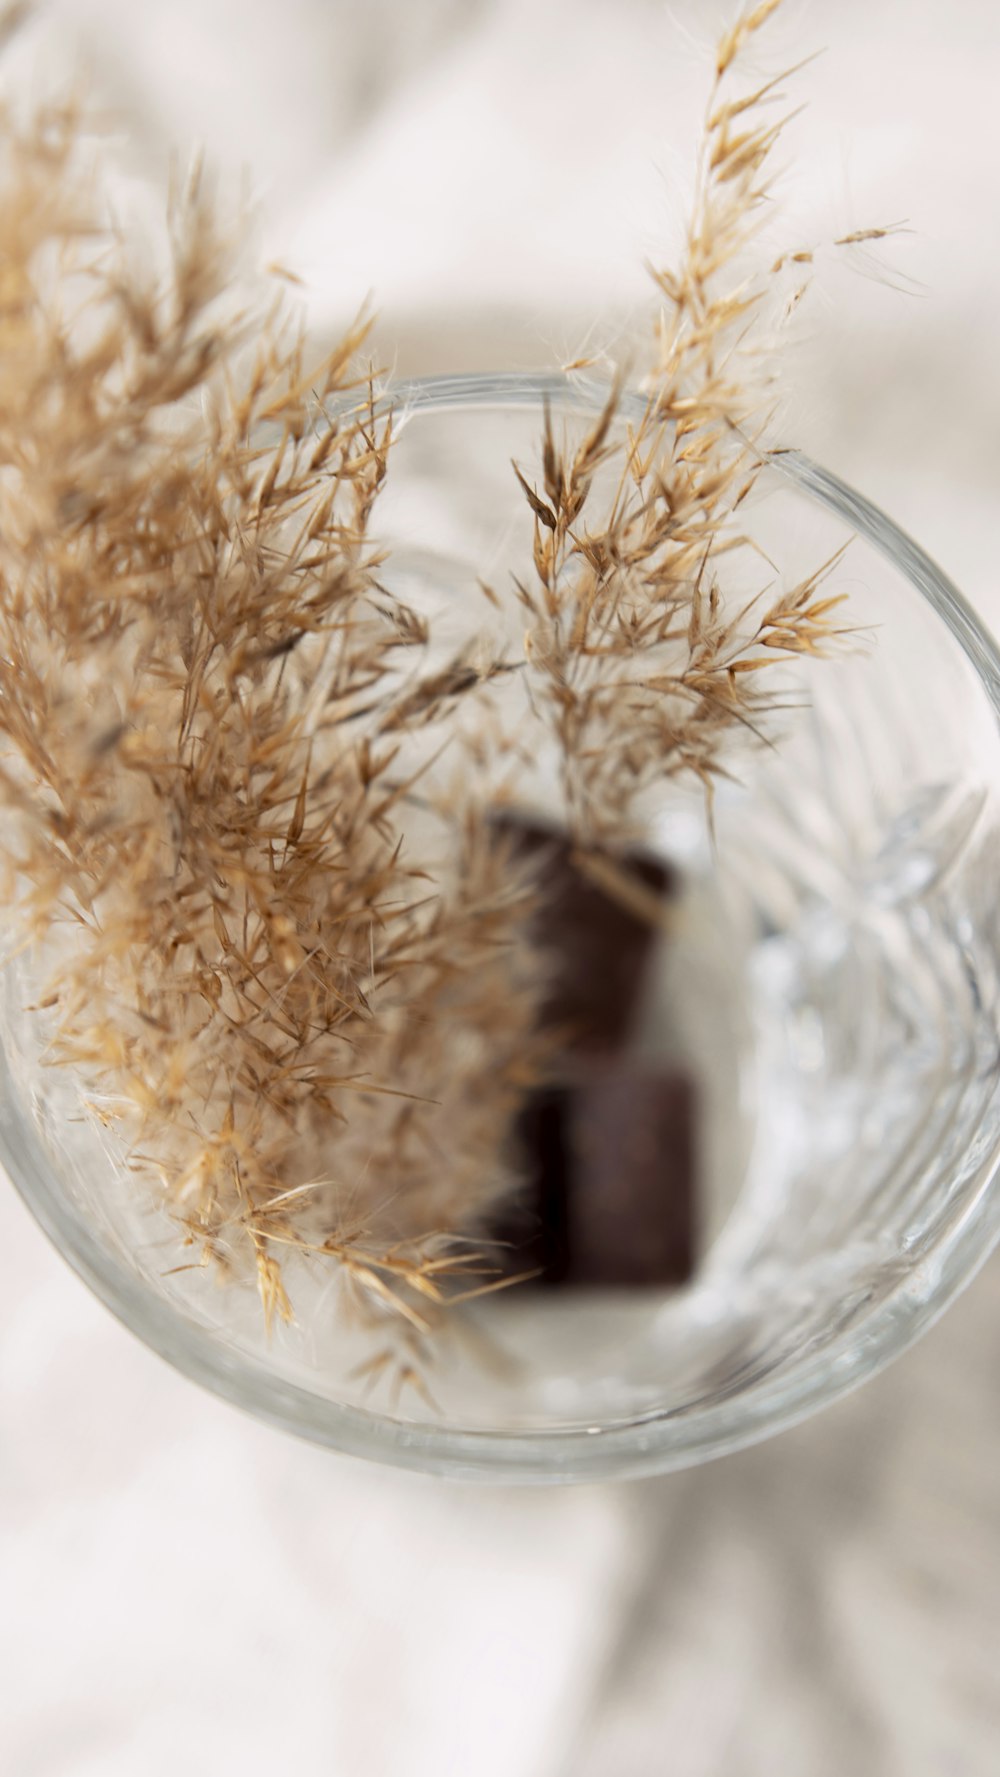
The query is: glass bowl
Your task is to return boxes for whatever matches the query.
[4,371,1000,1483]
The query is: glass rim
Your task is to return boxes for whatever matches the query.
[6,369,1000,1484]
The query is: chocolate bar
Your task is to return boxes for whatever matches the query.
[488,813,697,1288]
[490,812,673,1054]
[497,1066,696,1287]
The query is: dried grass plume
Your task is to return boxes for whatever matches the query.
[0,0,864,1343]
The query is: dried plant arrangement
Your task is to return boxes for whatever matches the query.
[511,0,866,848]
[0,96,546,1336]
[0,0,872,1352]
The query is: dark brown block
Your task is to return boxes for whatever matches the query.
[490,813,673,1056]
[495,1065,697,1288]
[563,1064,696,1285]
[486,812,696,1291]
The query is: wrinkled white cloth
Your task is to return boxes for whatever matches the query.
[2,4,1000,1774]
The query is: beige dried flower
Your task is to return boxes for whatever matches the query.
[512,0,855,843]
[0,0,864,1350]
[0,92,544,1332]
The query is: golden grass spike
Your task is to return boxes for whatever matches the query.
[0,0,871,1378]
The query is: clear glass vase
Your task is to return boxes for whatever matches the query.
[4,372,1000,1482]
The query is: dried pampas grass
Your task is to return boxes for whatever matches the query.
[0,0,863,1341]
[512,0,861,843]
[0,95,545,1332]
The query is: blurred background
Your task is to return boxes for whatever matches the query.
[2,2,999,1772]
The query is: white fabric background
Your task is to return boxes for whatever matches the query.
[2,4,999,1773]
